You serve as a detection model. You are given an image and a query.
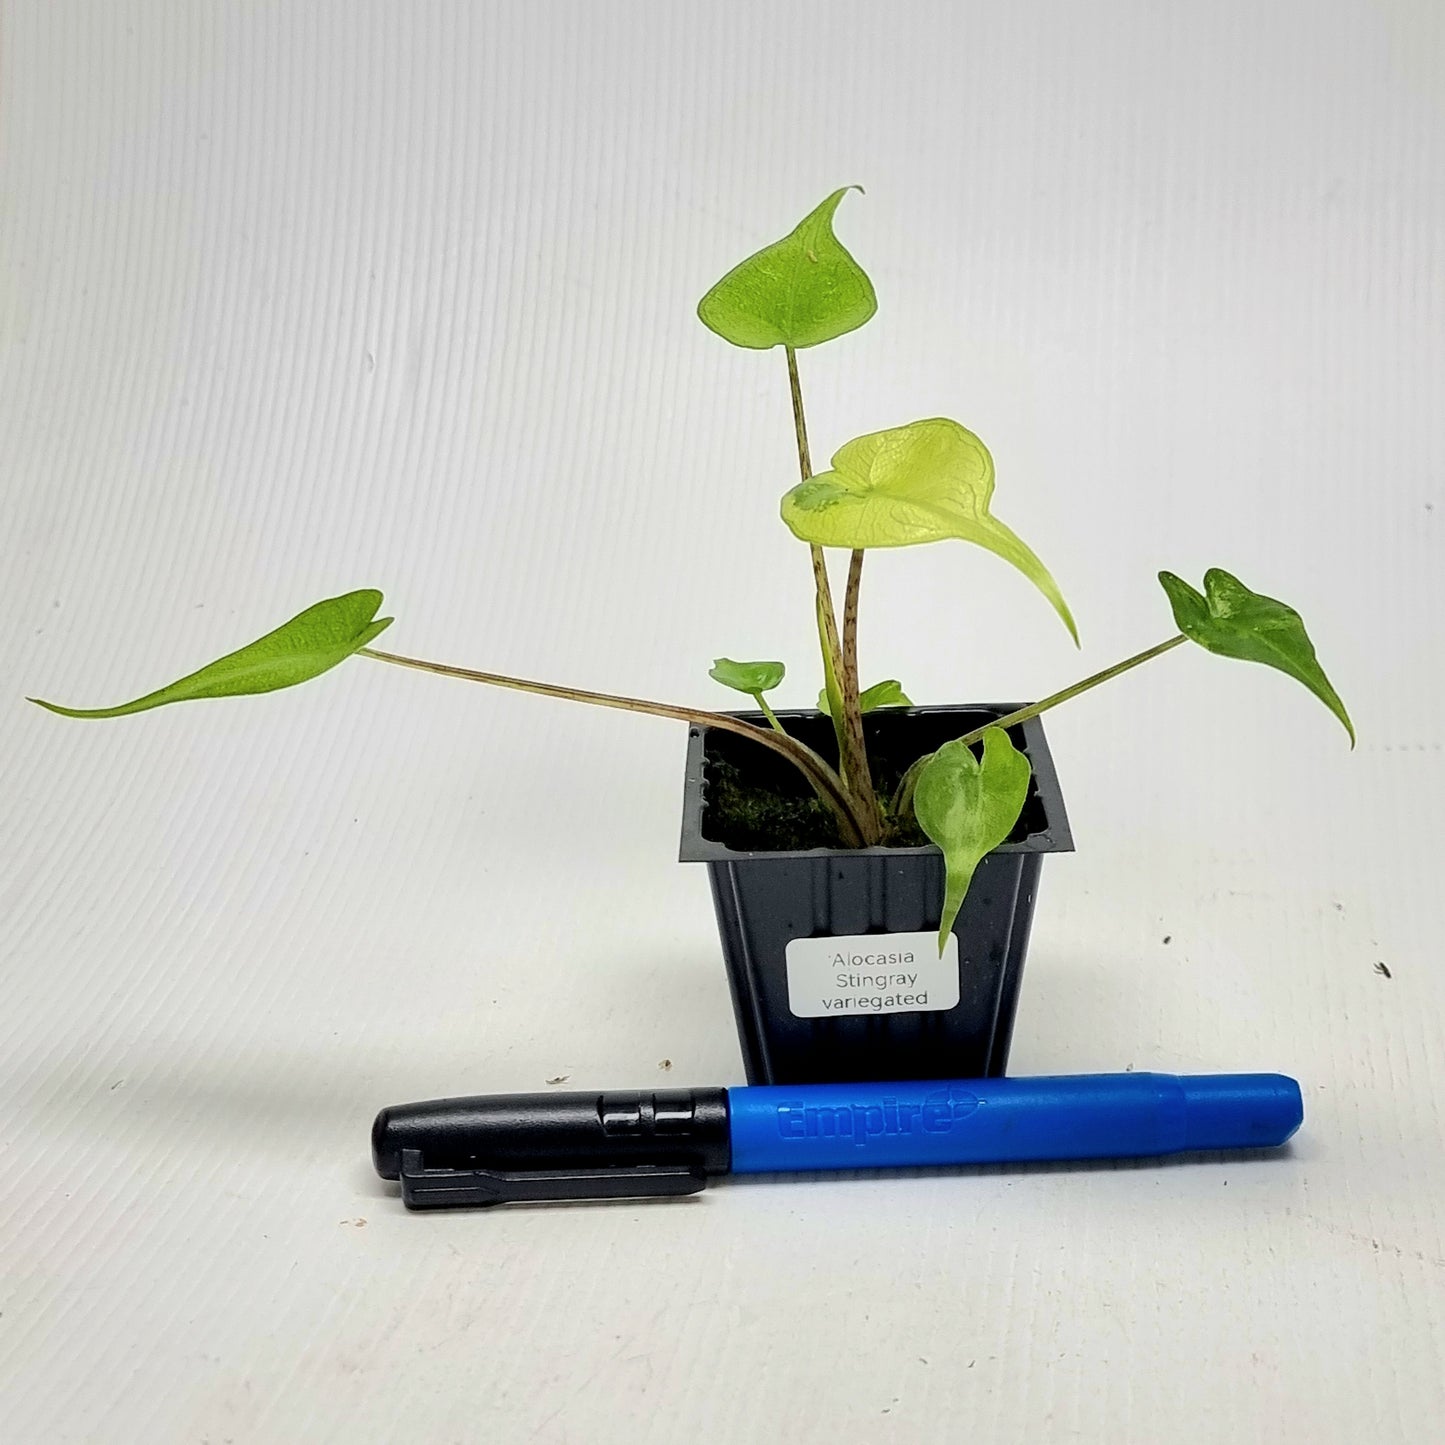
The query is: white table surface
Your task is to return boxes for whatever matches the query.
[3,2,1442,1440]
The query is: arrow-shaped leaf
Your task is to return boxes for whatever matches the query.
[29,589,392,719]
[781,418,1078,643]
[817,678,913,716]
[697,187,877,351]
[1158,568,1354,745]
[913,727,1032,954]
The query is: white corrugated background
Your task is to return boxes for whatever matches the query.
[2,2,1441,1440]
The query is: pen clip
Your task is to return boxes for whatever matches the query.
[397,1149,710,1209]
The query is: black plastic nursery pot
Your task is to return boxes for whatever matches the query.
[680,706,1072,1085]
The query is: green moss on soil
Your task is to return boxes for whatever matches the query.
[703,755,930,852]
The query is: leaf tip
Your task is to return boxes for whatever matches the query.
[821,183,865,210]
[27,696,91,719]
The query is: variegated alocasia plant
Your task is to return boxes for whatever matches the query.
[31,187,1353,952]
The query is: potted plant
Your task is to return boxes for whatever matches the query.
[30,187,1352,1086]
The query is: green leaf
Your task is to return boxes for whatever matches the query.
[781,418,1078,643]
[710,657,786,695]
[816,679,914,716]
[1158,569,1354,745]
[29,589,393,719]
[913,728,1032,954]
[696,187,877,350]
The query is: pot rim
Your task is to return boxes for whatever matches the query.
[679,703,1074,863]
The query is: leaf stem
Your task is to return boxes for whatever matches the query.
[786,346,843,740]
[812,553,849,757]
[785,343,813,479]
[754,693,786,735]
[785,345,880,844]
[840,548,875,802]
[890,634,1189,818]
[963,635,1189,743]
[358,645,872,846]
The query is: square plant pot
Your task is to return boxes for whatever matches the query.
[680,706,1072,1085]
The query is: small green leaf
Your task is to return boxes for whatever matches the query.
[913,728,1032,954]
[781,418,1078,643]
[816,679,914,716]
[697,187,877,350]
[710,657,786,695]
[29,590,392,719]
[859,679,912,712]
[1159,569,1354,745]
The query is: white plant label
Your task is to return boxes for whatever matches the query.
[785,931,960,1018]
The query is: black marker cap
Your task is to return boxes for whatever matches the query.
[372,1088,732,1208]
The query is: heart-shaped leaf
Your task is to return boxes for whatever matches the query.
[1159,569,1354,745]
[781,418,1078,643]
[817,679,913,716]
[696,187,877,351]
[710,657,786,695]
[913,727,1033,954]
[29,589,392,719]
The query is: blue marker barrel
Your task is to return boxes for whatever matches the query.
[727,1073,1302,1174]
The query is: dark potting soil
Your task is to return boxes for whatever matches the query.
[700,708,1049,853]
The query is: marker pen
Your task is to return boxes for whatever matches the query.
[371,1072,1302,1209]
